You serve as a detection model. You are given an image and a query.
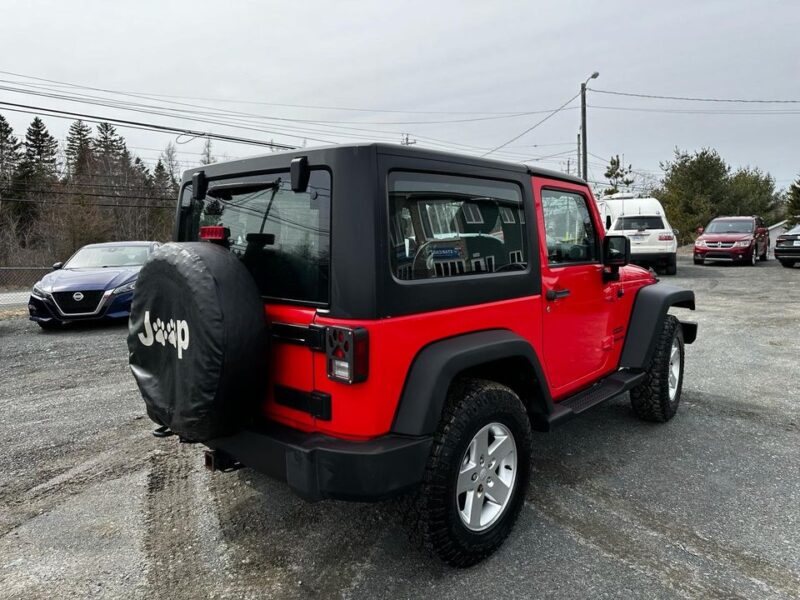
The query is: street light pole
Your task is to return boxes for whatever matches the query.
[581,71,599,181]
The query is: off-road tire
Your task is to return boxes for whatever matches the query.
[630,315,684,423]
[693,258,704,265]
[779,259,795,268]
[405,378,532,567]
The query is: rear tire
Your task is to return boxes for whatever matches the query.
[408,378,532,567]
[665,258,677,276]
[630,315,684,423]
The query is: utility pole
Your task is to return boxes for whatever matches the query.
[566,158,571,175]
[577,131,582,179]
[581,71,599,182]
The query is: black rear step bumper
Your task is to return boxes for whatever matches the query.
[206,424,432,502]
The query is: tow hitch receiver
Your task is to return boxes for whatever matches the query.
[204,449,242,472]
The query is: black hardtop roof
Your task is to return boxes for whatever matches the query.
[182,142,585,186]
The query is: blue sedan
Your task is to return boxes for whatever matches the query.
[28,241,159,329]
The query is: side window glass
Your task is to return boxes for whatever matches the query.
[388,172,528,280]
[541,189,598,265]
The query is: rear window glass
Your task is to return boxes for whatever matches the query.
[183,170,331,305]
[614,216,665,231]
[388,172,527,280]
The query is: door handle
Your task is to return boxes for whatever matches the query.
[546,288,571,301]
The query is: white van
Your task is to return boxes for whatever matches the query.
[596,193,678,275]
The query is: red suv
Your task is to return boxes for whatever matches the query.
[128,144,697,566]
[693,215,769,265]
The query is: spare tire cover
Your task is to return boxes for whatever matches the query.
[127,242,267,442]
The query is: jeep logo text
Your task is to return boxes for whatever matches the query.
[137,310,190,359]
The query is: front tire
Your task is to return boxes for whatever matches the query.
[749,247,758,266]
[37,320,62,330]
[779,259,795,269]
[693,257,704,265]
[630,315,684,423]
[410,379,532,567]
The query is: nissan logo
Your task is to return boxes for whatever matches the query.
[72,292,84,302]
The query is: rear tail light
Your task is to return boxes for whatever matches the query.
[325,326,369,383]
[200,225,230,242]
[659,234,674,241]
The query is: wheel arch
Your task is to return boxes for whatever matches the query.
[619,283,696,370]
[391,329,553,436]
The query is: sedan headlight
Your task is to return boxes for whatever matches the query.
[113,281,136,295]
[694,239,707,248]
[32,283,48,297]
[733,238,753,248]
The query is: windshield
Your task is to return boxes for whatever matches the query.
[706,219,754,234]
[65,245,150,268]
[614,216,665,231]
[183,169,331,305]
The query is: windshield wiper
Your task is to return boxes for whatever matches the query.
[206,179,281,201]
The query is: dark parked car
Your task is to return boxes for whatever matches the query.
[29,241,159,329]
[774,224,800,268]
[693,216,769,266]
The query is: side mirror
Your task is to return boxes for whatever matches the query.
[696,226,705,235]
[603,235,630,267]
[52,262,63,270]
[602,235,629,282]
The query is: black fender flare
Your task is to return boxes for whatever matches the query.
[619,283,696,370]
[391,329,553,436]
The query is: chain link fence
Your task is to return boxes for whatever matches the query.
[0,267,50,309]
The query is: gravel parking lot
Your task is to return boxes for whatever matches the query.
[1,256,798,599]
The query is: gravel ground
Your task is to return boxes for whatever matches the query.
[1,256,798,599]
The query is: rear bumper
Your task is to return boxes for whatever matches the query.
[630,251,676,266]
[206,424,432,502]
[774,247,800,260]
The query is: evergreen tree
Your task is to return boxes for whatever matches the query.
[0,114,21,189]
[152,159,172,196]
[787,175,800,226]
[200,138,216,165]
[65,120,94,178]
[603,155,634,195]
[19,117,58,179]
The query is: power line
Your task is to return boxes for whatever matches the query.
[589,104,800,115]
[589,88,800,104]
[0,69,560,116]
[0,196,173,209]
[0,100,297,150]
[482,92,580,156]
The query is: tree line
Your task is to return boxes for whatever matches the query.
[603,148,800,243]
[0,113,192,266]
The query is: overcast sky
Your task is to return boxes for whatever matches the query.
[2,0,798,189]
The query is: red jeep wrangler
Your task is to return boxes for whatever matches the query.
[128,144,697,566]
